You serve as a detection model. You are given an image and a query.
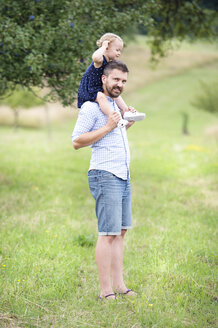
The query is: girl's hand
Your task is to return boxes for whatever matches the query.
[93,40,109,66]
[102,40,110,48]
[128,106,136,113]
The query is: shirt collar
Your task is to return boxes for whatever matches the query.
[106,96,115,103]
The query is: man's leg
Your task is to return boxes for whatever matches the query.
[95,235,116,298]
[111,229,127,292]
[111,229,136,296]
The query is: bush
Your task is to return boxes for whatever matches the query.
[73,234,95,248]
[192,80,218,115]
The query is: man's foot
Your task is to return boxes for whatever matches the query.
[117,289,137,297]
[117,119,129,128]
[98,293,117,301]
[124,111,146,122]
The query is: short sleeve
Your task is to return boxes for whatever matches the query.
[72,102,98,142]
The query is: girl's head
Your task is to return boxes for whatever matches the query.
[96,33,123,48]
[97,33,124,61]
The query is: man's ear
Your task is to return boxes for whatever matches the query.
[101,74,106,84]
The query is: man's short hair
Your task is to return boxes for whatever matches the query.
[103,60,129,76]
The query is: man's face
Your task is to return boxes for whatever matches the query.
[102,69,128,98]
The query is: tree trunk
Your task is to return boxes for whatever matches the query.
[13,108,19,132]
[182,112,189,135]
[44,103,51,139]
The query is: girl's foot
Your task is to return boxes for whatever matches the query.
[123,111,146,122]
[117,119,128,128]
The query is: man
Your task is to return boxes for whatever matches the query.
[72,60,136,300]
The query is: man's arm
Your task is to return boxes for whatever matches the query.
[73,111,120,150]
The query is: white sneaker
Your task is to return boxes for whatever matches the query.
[124,111,146,122]
[117,119,129,128]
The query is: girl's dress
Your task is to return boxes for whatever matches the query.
[77,56,108,108]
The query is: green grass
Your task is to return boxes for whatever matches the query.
[0,44,218,327]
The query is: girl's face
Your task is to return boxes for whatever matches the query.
[106,39,123,61]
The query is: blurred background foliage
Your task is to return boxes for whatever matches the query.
[192,80,218,115]
[0,0,217,105]
[0,86,44,109]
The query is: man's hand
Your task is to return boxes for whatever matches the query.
[106,112,121,132]
[73,112,121,150]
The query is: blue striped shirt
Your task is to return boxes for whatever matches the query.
[72,98,130,180]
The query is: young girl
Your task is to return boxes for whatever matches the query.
[77,33,145,127]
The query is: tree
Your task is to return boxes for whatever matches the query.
[0,86,44,130]
[0,0,217,106]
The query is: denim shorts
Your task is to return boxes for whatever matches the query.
[88,170,132,235]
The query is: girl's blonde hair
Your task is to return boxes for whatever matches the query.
[96,33,123,48]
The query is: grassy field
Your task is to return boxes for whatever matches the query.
[0,40,218,327]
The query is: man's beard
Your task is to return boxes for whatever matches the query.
[105,85,122,98]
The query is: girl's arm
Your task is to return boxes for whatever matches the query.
[92,41,109,68]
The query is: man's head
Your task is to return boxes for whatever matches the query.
[102,61,129,99]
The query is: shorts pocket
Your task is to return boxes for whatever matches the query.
[88,175,98,199]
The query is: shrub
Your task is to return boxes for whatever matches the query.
[192,80,218,115]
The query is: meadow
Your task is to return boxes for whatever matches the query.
[0,39,218,327]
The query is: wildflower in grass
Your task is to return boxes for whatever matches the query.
[45,230,50,233]
[2,264,6,268]
[142,293,149,303]
[185,144,208,152]
[148,304,153,307]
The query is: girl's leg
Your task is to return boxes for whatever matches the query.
[96,92,128,128]
[96,92,114,117]
[115,96,129,116]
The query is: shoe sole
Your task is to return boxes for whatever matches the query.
[124,113,146,122]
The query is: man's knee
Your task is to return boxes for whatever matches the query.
[100,235,116,244]
[121,229,127,237]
